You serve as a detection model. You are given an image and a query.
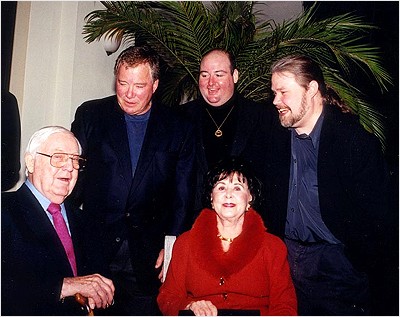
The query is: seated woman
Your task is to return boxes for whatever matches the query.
[157,157,297,316]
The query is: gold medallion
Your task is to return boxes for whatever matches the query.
[205,105,235,138]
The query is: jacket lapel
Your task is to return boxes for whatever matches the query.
[65,200,85,273]
[231,106,249,156]
[318,106,337,170]
[129,103,164,193]
[106,102,133,184]
[17,185,74,276]
[194,106,209,175]
[230,95,260,156]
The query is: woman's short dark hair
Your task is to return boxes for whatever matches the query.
[202,156,263,210]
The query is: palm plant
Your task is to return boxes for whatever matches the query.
[82,1,392,149]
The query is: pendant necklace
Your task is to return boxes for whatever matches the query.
[217,233,234,243]
[205,105,236,138]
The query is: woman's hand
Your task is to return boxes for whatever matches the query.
[185,300,218,316]
[60,274,115,309]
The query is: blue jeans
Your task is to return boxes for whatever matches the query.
[285,238,370,316]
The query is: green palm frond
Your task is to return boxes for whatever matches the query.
[235,4,391,146]
[82,1,392,149]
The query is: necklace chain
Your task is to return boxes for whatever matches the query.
[217,233,234,243]
[205,105,236,138]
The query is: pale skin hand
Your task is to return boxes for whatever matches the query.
[185,300,218,316]
[156,248,165,281]
[60,274,115,310]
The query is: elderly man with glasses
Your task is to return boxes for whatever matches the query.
[1,126,115,315]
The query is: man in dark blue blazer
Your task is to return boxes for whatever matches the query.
[70,46,196,315]
[261,55,396,315]
[1,126,115,315]
[181,48,273,218]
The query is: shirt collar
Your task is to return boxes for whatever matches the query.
[124,108,151,122]
[25,179,66,212]
[291,108,325,149]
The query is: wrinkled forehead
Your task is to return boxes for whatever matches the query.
[117,61,150,73]
[40,133,79,154]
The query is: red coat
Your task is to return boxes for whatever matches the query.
[158,209,297,315]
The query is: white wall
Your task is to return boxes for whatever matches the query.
[9,1,129,190]
[8,1,303,191]
[255,1,303,25]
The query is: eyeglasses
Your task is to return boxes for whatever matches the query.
[36,152,86,170]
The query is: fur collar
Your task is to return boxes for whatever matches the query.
[189,208,266,278]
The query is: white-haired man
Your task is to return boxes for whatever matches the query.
[2,126,115,315]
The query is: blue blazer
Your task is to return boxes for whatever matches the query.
[1,184,96,315]
[70,95,196,294]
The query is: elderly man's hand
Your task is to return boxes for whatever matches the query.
[61,274,115,309]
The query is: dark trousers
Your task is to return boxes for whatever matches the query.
[285,238,370,316]
[105,272,161,316]
[104,240,161,316]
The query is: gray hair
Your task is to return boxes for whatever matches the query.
[114,45,160,82]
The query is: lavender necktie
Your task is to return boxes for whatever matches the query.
[47,202,77,276]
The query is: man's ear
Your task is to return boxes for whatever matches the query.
[25,153,35,174]
[152,79,159,93]
[307,80,319,97]
[233,69,239,84]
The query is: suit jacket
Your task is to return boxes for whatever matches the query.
[1,184,97,315]
[70,95,195,293]
[181,93,273,215]
[1,90,21,191]
[261,104,393,273]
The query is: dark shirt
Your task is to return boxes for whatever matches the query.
[202,94,237,167]
[124,109,150,176]
[285,110,340,244]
